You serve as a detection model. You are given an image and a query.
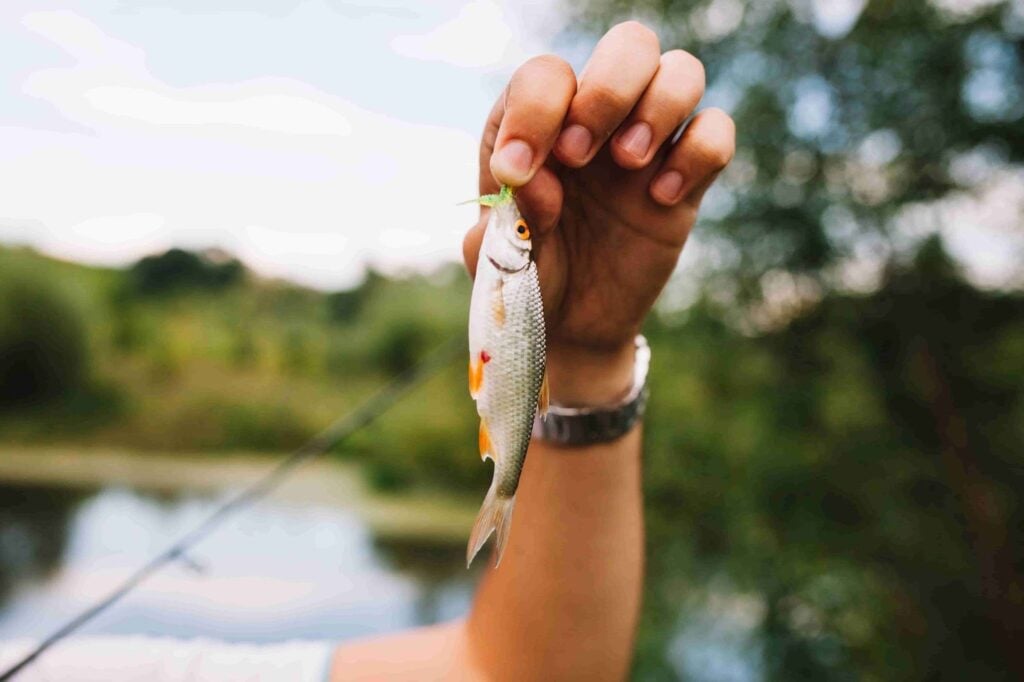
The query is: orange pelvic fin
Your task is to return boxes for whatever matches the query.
[478,418,494,462]
[468,356,484,398]
[537,368,549,418]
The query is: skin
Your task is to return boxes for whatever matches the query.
[331,20,734,682]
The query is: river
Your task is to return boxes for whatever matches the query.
[0,451,761,681]
[0,451,477,645]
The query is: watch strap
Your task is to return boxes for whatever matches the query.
[532,335,650,446]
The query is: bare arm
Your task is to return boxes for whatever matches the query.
[332,20,734,682]
[332,352,641,682]
[465,375,645,680]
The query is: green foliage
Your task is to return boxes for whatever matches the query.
[128,248,243,296]
[220,401,314,451]
[2,227,1022,681]
[636,239,1024,681]
[0,264,90,406]
[326,269,384,323]
[560,1,1023,678]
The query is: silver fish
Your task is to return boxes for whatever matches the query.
[466,186,547,568]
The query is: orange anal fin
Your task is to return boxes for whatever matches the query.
[537,368,549,418]
[478,419,494,462]
[469,357,483,398]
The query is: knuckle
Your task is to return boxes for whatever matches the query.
[704,107,737,137]
[612,20,660,52]
[508,54,575,124]
[651,86,697,119]
[583,82,633,117]
[523,53,574,80]
[682,110,736,172]
[694,135,735,172]
[661,49,706,92]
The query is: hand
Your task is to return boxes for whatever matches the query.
[463,21,735,405]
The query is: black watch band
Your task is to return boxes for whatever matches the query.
[532,335,650,447]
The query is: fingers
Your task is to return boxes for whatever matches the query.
[514,166,563,235]
[611,50,705,170]
[487,55,576,187]
[649,108,736,207]
[482,22,707,194]
[553,21,661,168]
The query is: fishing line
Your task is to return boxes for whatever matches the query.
[0,334,464,682]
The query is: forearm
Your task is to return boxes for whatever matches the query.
[329,346,644,682]
[465,428,644,681]
[329,438,644,682]
[464,343,644,681]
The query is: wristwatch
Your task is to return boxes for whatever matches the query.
[533,335,650,446]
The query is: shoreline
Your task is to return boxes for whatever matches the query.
[0,447,477,544]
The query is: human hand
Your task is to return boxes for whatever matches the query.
[463,21,735,405]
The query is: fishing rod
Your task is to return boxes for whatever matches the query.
[0,335,464,682]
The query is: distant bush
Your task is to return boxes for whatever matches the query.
[372,319,432,375]
[128,248,243,296]
[221,402,314,451]
[280,326,311,375]
[325,269,385,323]
[0,267,90,407]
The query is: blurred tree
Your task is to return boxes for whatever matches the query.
[0,267,90,406]
[128,248,244,296]
[563,1,1024,679]
[326,269,385,323]
[639,241,1024,680]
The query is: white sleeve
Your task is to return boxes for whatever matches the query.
[0,637,333,682]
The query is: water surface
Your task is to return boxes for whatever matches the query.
[0,482,473,644]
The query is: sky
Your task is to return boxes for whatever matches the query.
[0,0,565,289]
[1,0,1020,292]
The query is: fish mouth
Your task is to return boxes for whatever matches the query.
[487,255,529,275]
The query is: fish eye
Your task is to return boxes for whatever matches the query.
[514,219,530,241]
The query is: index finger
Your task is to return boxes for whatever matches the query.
[486,55,577,187]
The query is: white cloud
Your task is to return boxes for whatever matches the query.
[391,0,521,68]
[379,227,431,250]
[22,9,145,68]
[3,8,484,289]
[55,213,170,263]
[83,87,354,136]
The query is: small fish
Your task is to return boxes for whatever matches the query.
[466,185,548,568]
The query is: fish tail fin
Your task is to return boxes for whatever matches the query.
[466,482,516,569]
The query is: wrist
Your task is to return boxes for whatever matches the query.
[546,340,636,407]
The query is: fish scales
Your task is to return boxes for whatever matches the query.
[465,187,546,567]
[482,263,545,497]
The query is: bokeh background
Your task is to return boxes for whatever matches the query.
[1,0,1023,680]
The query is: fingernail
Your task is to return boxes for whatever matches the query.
[492,139,534,184]
[556,124,593,164]
[619,121,652,159]
[652,170,684,204]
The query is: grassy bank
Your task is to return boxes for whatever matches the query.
[0,446,478,544]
